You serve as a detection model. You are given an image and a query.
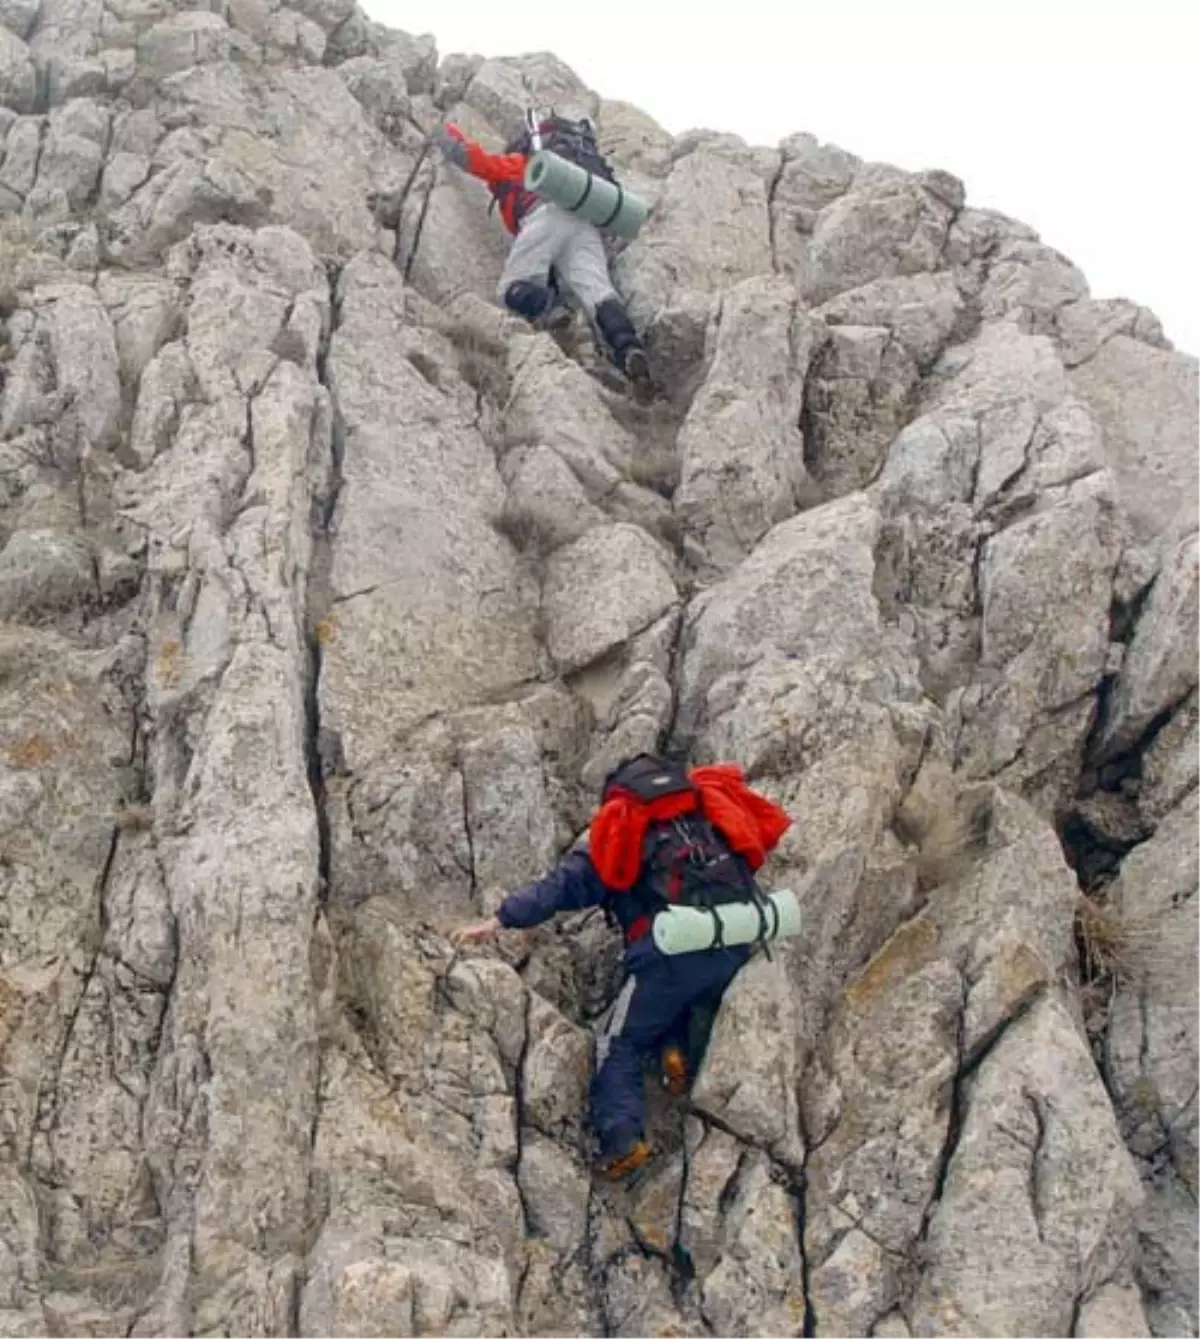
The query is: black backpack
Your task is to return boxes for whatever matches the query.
[491,110,618,228]
[601,755,760,933]
[506,112,617,181]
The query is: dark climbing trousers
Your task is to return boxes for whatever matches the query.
[591,938,750,1158]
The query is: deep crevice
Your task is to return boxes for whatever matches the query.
[659,607,691,757]
[794,1081,817,1338]
[403,176,435,283]
[512,988,535,1234]
[294,265,346,1313]
[454,764,480,909]
[766,153,786,276]
[1061,687,1191,895]
[779,1175,816,1339]
[303,261,346,888]
[1025,1091,1048,1242]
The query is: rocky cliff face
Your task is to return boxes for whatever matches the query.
[0,4,1196,1335]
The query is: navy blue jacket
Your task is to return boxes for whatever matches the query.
[497,849,609,928]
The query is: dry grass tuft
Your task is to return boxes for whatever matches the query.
[440,318,512,405]
[626,447,681,497]
[113,803,155,832]
[1075,894,1126,983]
[40,1252,163,1316]
[1074,892,1175,988]
[314,615,340,647]
[909,791,992,892]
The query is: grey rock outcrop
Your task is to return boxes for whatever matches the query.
[1,4,1196,1337]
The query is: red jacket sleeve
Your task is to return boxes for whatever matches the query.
[443,122,527,187]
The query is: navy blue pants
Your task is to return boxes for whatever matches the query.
[591,939,750,1157]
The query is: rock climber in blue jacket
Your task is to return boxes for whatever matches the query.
[451,754,790,1180]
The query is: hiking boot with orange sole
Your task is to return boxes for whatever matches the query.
[598,1140,653,1182]
[660,1044,690,1097]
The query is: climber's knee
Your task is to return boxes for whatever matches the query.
[502,280,553,322]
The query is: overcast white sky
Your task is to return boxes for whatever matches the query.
[365,0,1200,355]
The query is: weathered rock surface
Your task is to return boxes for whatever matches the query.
[1070,334,1199,544]
[0,26,36,114]
[675,274,816,572]
[0,7,1195,1338]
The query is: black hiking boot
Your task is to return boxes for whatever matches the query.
[595,298,653,398]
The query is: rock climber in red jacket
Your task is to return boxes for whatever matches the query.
[433,111,652,391]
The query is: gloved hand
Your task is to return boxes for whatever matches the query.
[432,123,468,169]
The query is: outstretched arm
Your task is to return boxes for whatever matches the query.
[433,122,527,187]
[450,849,607,946]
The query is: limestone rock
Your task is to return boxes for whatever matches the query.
[771,132,861,279]
[1070,335,1199,543]
[696,1153,807,1337]
[501,443,607,553]
[1138,689,1198,825]
[805,790,1086,1335]
[1077,1281,1153,1337]
[692,952,805,1168]
[617,137,774,326]
[675,275,816,573]
[803,322,918,498]
[0,528,94,618]
[0,26,36,113]
[677,491,924,786]
[1105,796,1199,1333]
[516,1133,589,1251]
[396,158,511,305]
[818,271,964,369]
[959,470,1119,793]
[136,12,233,80]
[913,993,1143,1337]
[596,98,674,180]
[977,237,1090,331]
[43,280,122,445]
[98,149,151,210]
[96,272,180,386]
[1056,297,1167,369]
[318,252,538,766]
[0,0,39,40]
[287,0,355,36]
[1102,531,1199,757]
[0,113,40,203]
[25,99,110,219]
[799,171,958,306]
[542,522,677,675]
[877,322,1126,812]
[503,336,638,494]
[462,52,596,144]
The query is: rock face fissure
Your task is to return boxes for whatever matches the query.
[304,281,338,901]
[0,7,1196,1338]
